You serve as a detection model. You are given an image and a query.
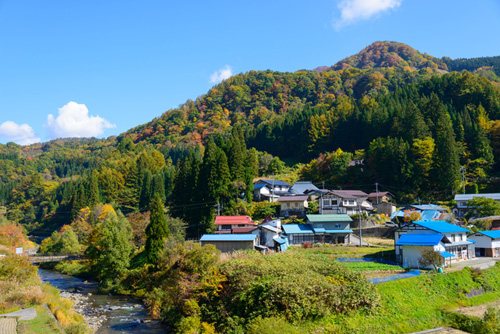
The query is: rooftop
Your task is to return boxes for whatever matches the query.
[282,224,314,234]
[396,234,445,246]
[200,234,258,242]
[327,190,368,199]
[232,227,258,234]
[254,179,291,187]
[214,216,255,225]
[477,230,500,239]
[411,221,470,234]
[290,181,319,194]
[306,214,353,223]
[278,195,309,202]
[454,193,500,201]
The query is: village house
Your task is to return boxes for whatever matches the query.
[253,179,291,202]
[289,181,319,195]
[395,234,455,269]
[394,220,473,264]
[278,195,309,217]
[214,215,256,234]
[367,191,396,216]
[391,204,448,222]
[454,193,500,217]
[318,190,373,215]
[282,214,353,245]
[468,230,500,257]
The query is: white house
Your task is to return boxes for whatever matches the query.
[394,221,473,264]
[468,230,500,257]
[454,193,500,217]
[253,179,291,202]
[395,234,455,269]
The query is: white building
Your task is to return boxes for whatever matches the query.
[468,230,500,257]
[395,234,454,269]
[454,193,500,217]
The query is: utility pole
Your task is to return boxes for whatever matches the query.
[271,174,275,202]
[460,167,466,193]
[375,182,379,204]
[358,202,363,247]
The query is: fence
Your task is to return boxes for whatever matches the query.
[368,270,420,284]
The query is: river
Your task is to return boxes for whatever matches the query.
[38,268,168,333]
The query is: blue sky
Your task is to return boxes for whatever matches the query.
[1,0,499,145]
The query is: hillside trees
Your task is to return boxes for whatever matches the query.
[145,193,170,264]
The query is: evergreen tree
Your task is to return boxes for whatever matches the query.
[433,108,461,194]
[88,171,99,208]
[139,170,152,211]
[152,172,166,203]
[145,193,169,264]
[71,184,86,219]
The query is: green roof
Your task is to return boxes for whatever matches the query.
[306,214,353,223]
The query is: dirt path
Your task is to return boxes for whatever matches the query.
[0,318,17,334]
[454,300,500,318]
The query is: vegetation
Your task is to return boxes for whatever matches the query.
[343,261,401,271]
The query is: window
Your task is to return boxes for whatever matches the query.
[334,223,341,229]
[295,202,299,208]
[324,198,332,207]
[451,234,455,242]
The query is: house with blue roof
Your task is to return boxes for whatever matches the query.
[253,179,292,202]
[394,221,473,264]
[200,234,260,252]
[391,204,447,222]
[468,230,500,257]
[282,214,353,245]
[395,234,455,269]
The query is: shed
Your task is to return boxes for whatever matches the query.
[200,234,259,252]
[395,234,452,269]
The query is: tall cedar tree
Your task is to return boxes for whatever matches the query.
[88,171,99,208]
[145,193,169,264]
[433,107,461,193]
[139,170,152,211]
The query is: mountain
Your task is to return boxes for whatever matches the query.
[330,41,448,72]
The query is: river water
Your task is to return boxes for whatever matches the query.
[38,269,168,333]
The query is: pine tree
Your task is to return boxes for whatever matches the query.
[88,171,99,208]
[152,172,166,203]
[145,193,169,264]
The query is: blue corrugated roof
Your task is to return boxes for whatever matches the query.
[200,234,257,242]
[325,229,353,234]
[467,239,477,244]
[479,230,500,239]
[313,227,326,233]
[256,179,291,187]
[282,224,314,234]
[440,251,456,258]
[274,237,287,244]
[396,234,444,246]
[254,183,267,190]
[420,210,441,221]
[412,221,470,233]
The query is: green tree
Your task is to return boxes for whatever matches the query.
[145,193,170,264]
[465,196,500,219]
[90,213,133,289]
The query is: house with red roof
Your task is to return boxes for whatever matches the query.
[214,215,256,234]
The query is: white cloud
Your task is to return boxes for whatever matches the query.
[44,101,115,139]
[210,65,233,84]
[335,0,402,29]
[0,121,40,145]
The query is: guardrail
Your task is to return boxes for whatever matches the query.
[27,253,86,264]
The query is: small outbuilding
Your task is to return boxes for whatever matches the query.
[468,230,500,257]
[395,234,455,269]
[200,234,259,252]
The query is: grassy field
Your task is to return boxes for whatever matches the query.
[288,244,396,261]
[363,237,395,247]
[343,261,402,271]
[17,305,64,334]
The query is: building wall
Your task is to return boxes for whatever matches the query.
[401,245,445,269]
[201,240,256,252]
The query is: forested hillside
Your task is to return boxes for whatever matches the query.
[1,41,500,236]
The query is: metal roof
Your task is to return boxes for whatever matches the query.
[420,210,442,221]
[232,227,258,233]
[454,193,500,201]
[273,237,287,244]
[325,229,353,234]
[214,215,255,225]
[200,234,258,242]
[440,251,456,258]
[409,205,447,212]
[255,179,291,187]
[306,214,353,223]
[282,224,314,234]
[278,195,309,202]
[478,230,500,239]
[291,181,319,194]
[327,190,368,199]
[395,234,444,246]
[313,227,326,233]
[411,221,470,233]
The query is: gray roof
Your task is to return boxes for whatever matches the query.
[454,193,500,201]
[291,181,319,195]
[278,195,309,202]
[306,214,353,223]
[255,179,291,187]
[327,190,368,199]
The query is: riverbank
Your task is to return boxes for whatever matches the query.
[38,268,167,334]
